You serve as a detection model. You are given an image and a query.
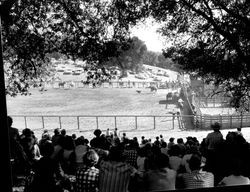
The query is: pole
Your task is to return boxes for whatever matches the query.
[0,16,13,192]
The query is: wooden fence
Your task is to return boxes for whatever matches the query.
[11,115,190,132]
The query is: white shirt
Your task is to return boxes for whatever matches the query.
[219,175,250,186]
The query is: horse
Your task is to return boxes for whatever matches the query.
[58,81,66,88]
[149,85,157,92]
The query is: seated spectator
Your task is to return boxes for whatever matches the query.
[218,158,250,186]
[236,127,243,137]
[180,153,214,189]
[181,145,200,173]
[168,137,175,150]
[74,137,89,168]
[168,145,182,172]
[177,138,186,157]
[160,141,168,156]
[144,153,176,191]
[123,139,138,168]
[153,136,161,148]
[136,147,147,177]
[76,150,99,192]
[8,116,29,184]
[99,146,137,192]
[59,135,76,175]
[31,141,64,192]
[51,128,62,146]
[90,129,108,150]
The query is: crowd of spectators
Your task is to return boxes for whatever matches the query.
[8,116,250,192]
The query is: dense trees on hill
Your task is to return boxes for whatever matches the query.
[1,0,250,109]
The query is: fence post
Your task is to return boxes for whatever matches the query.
[42,116,45,129]
[200,115,202,129]
[24,116,27,128]
[240,112,243,128]
[96,116,99,129]
[77,116,80,130]
[59,116,62,129]
[230,115,232,128]
[153,116,156,130]
[114,116,117,129]
[172,114,175,130]
[220,115,222,128]
[135,116,138,130]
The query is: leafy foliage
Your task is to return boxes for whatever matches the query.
[147,0,250,110]
[0,0,147,96]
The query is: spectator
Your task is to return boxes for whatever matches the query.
[160,141,168,156]
[59,135,76,175]
[75,137,89,168]
[8,116,29,184]
[153,136,161,148]
[218,158,250,186]
[144,153,176,191]
[168,145,182,173]
[236,127,243,137]
[51,128,62,146]
[123,139,138,168]
[31,141,64,192]
[99,146,137,192]
[177,138,186,157]
[205,122,224,176]
[76,150,100,192]
[180,153,214,189]
[205,122,223,152]
[168,137,175,150]
[90,129,107,150]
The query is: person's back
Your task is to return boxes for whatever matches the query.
[181,154,214,189]
[206,123,223,151]
[99,147,136,192]
[144,153,176,191]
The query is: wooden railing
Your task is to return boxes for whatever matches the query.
[11,115,188,132]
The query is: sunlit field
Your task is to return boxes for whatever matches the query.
[7,87,250,143]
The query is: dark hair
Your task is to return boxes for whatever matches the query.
[7,116,13,127]
[54,128,60,135]
[189,154,202,171]
[177,138,184,144]
[169,137,175,142]
[40,141,54,157]
[109,146,123,161]
[161,141,167,148]
[155,153,169,169]
[94,129,102,137]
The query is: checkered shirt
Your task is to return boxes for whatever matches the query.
[123,149,138,168]
[76,166,99,192]
[182,170,214,189]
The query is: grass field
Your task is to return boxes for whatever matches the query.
[6,87,250,143]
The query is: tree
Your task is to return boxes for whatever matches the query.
[104,36,147,75]
[142,50,158,66]
[146,0,250,110]
[0,0,148,96]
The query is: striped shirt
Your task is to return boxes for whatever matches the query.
[182,170,214,189]
[76,166,99,192]
[99,160,136,192]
